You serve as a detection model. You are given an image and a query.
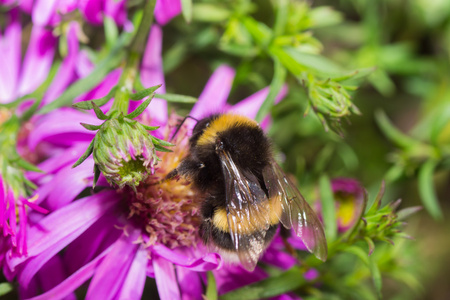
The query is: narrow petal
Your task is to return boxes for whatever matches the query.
[32,0,59,26]
[140,25,167,124]
[154,0,182,25]
[42,22,79,106]
[25,243,113,300]
[28,108,100,150]
[229,84,288,118]
[116,244,148,300]
[75,50,94,78]
[190,65,235,119]
[214,265,267,295]
[45,161,95,210]
[8,190,119,270]
[17,26,56,97]
[177,266,203,300]
[153,244,221,271]
[0,9,21,103]
[153,256,181,300]
[261,246,296,270]
[104,0,126,25]
[37,255,76,300]
[86,227,141,300]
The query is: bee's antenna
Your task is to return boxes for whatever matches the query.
[171,115,198,141]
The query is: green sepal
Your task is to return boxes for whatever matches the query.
[72,86,118,110]
[154,144,173,152]
[72,138,95,168]
[80,123,102,131]
[91,102,109,120]
[364,236,375,256]
[126,93,155,119]
[142,125,160,131]
[21,97,44,123]
[367,181,385,214]
[130,84,161,101]
[155,93,198,103]
[93,164,101,189]
[151,137,175,147]
[15,158,43,173]
[24,178,38,190]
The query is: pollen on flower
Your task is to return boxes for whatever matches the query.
[124,114,203,249]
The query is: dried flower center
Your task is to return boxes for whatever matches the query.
[124,116,202,249]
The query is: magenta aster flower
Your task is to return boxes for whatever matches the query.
[7,30,288,298]
[154,0,182,25]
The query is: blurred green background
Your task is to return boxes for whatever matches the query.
[158,0,450,299]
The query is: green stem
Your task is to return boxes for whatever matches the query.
[111,0,157,115]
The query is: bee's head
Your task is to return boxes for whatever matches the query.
[190,114,219,147]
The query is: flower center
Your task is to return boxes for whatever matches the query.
[124,115,203,249]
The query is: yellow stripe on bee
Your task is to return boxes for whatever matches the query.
[197,114,258,146]
[212,196,283,235]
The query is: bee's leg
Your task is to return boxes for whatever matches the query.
[280,226,299,262]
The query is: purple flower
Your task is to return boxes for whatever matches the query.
[7,22,289,298]
[330,178,365,232]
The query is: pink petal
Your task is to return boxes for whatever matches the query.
[177,266,203,300]
[153,256,181,300]
[86,227,142,300]
[214,265,267,295]
[28,108,100,150]
[229,84,288,119]
[37,255,76,299]
[8,190,119,270]
[32,0,59,26]
[154,0,182,25]
[42,22,80,106]
[17,26,57,97]
[25,243,113,300]
[45,161,95,210]
[0,9,21,103]
[78,0,103,25]
[190,65,235,119]
[152,244,221,271]
[140,25,167,124]
[75,50,94,77]
[117,245,148,300]
[104,0,126,25]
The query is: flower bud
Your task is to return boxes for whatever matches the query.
[93,116,158,189]
[331,178,365,232]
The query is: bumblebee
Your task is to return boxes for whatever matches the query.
[168,113,327,271]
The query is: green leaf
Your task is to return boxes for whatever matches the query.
[73,86,118,110]
[104,17,119,49]
[72,138,95,168]
[80,123,102,131]
[181,0,193,23]
[396,206,422,220]
[273,0,288,36]
[242,17,273,47]
[220,267,306,300]
[369,256,382,299]
[0,282,13,296]
[205,271,218,300]
[130,84,162,101]
[15,158,43,173]
[418,160,443,220]
[126,93,155,119]
[192,3,231,22]
[281,47,344,76]
[319,174,337,242]
[255,58,287,122]
[142,125,160,131]
[309,6,343,28]
[374,110,418,149]
[93,164,101,188]
[343,245,369,265]
[155,93,198,103]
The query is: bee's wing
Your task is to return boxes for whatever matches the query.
[262,161,328,261]
[218,150,270,271]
